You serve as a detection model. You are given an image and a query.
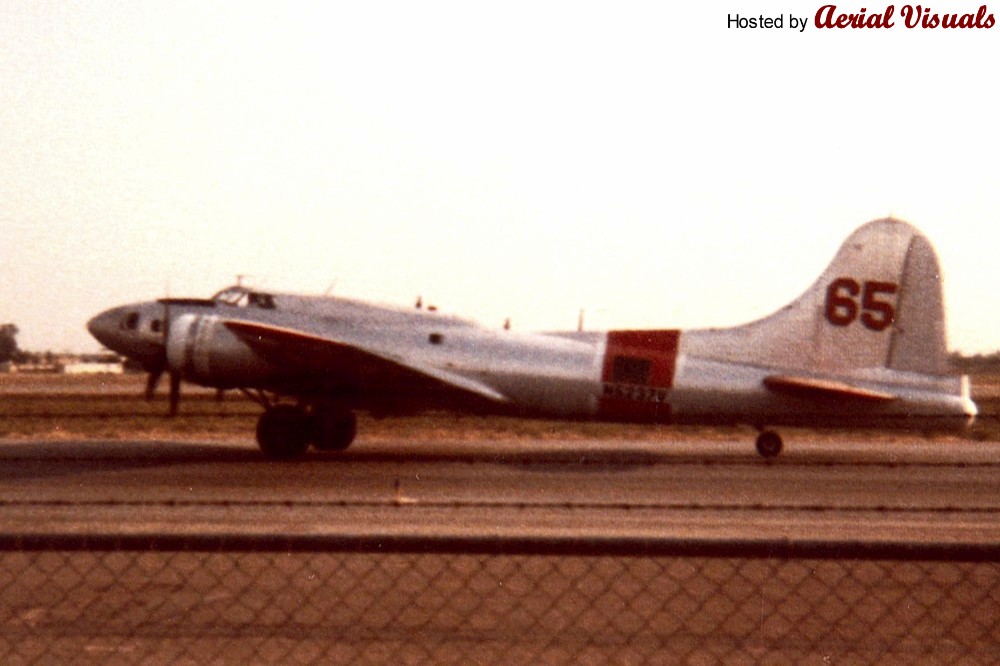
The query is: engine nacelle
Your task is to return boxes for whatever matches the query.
[166,314,273,388]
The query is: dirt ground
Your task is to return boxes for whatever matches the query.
[1,371,997,443]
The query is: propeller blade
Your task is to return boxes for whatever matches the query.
[144,368,164,401]
[168,372,181,417]
[161,297,177,416]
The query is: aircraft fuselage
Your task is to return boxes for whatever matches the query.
[88,287,975,432]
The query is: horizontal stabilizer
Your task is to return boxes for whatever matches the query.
[763,375,896,402]
[223,320,509,404]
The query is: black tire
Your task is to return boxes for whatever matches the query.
[312,407,357,451]
[755,430,783,458]
[256,405,311,459]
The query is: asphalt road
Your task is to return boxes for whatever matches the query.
[3,435,1000,663]
[1,435,998,545]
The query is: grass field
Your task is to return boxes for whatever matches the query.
[1,372,998,443]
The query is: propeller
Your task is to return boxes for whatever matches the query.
[168,370,181,417]
[142,299,182,417]
[144,362,165,401]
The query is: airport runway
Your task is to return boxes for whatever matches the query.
[1,435,999,545]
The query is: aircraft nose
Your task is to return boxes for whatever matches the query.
[87,308,123,351]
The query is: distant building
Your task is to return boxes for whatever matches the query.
[62,362,124,375]
[1,351,124,374]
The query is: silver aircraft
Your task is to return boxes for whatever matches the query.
[87,218,977,458]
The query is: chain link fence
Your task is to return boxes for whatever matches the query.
[0,534,998,664]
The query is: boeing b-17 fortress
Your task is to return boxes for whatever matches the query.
[88,219,976,459]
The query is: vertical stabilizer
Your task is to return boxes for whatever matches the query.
[886,232,948,374]
[682,219,950,375]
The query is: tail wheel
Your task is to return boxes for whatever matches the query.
[755,430,783,458]
[312,407,357,451]
[256,405,311,459]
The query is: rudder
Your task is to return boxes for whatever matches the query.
[886,231,948,374]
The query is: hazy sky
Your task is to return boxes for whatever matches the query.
[2,1,999,353]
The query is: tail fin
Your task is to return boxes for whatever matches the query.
[685,218,949,375]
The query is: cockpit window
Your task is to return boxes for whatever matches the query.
[122,312,139,331]
[150,319,162,334]
[213,287,247,306]
[247,292,275,309]
[211,286,276,309]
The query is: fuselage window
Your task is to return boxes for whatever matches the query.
[429,333,444,345]
[122,312,139,331]
[150,319,162,334]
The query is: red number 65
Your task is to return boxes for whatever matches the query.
[824,278,897,332]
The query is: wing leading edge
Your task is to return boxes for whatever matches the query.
[762,374,896,402]
[222,319,509,404]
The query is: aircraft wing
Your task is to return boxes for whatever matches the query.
[222,319,509,404]
[762,374,896,402]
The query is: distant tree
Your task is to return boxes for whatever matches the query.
[949,350,1000,373]
[0,324,19,363]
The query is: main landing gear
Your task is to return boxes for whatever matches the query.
[755,430,783,459]
[254,401,357,459]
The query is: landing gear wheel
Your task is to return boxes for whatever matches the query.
[755,430,783,458]
[312,408,357,451]
[256,405,311,459]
